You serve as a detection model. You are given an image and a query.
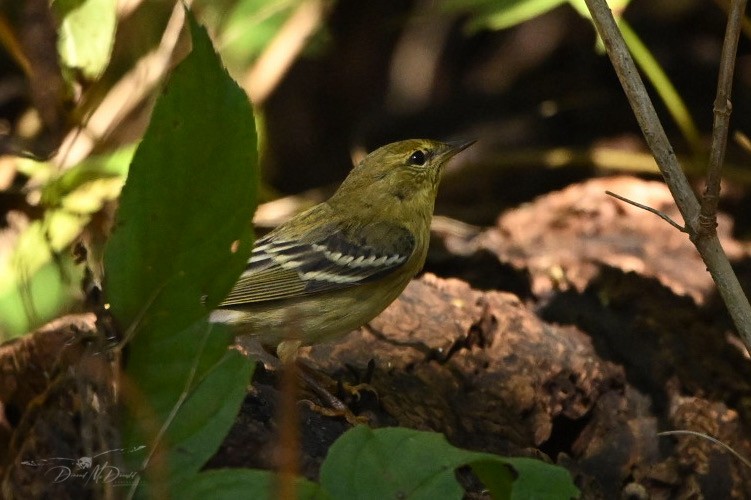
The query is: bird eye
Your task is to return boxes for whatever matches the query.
[408,150,426,165]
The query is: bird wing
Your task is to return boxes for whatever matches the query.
[218,220,416,306]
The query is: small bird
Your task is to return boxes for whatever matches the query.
[211,138,474,364]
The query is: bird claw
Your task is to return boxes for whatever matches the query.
[339,382,378,401]
[299,399,370,425]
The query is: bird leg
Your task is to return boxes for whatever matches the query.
[293,358,369,425]
[233,338,367,424]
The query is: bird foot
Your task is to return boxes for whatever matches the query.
[339,382,378,401]
[299,399,369,425]
[296,366,370,424]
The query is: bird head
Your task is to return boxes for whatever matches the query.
[333,138,475,206]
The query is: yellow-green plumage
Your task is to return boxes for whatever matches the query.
[211,138,474,362]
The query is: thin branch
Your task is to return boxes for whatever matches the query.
[659,430,751,469]
[583,0,751,353]
[699,0,747,236]
[605,190,686,233]
[618,20,703,157]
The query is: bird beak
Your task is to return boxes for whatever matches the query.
[443,139,477,160]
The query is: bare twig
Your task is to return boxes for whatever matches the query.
[699,0,747,236]
[605,190,686,233]
[583,0,751,352]
[659,430,751,469]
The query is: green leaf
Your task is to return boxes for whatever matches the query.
[469,459,514,499]
[122,321,254,486]
[0,146,135,339]
[159,341,254,479]
[320,426,466,499]
[319,426,579,500]
[176,469,327,500]
[52,0,117,79]
[218,0,329,71]
[103,11,258,340]
[479,0,567,31]
[40,145,134,212]
[0,244,81,339]
[503,457,580,500]
[105,8,258,496]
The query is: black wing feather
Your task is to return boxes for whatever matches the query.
[218,221,415,306]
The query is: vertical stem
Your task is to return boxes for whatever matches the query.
[699,0,747,236]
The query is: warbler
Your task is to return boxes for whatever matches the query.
[210,138,474,363]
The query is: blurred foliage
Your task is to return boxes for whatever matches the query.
[51,0,117,80]
[220,0,303,62]
[440,0,629,31]
[220,0,312,68]
[0,233,79,335]
[0,147,132,337]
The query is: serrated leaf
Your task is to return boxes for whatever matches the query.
[103,11,257,340]
[105,8,258,496]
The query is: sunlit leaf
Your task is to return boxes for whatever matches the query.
[53,0,117,79]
